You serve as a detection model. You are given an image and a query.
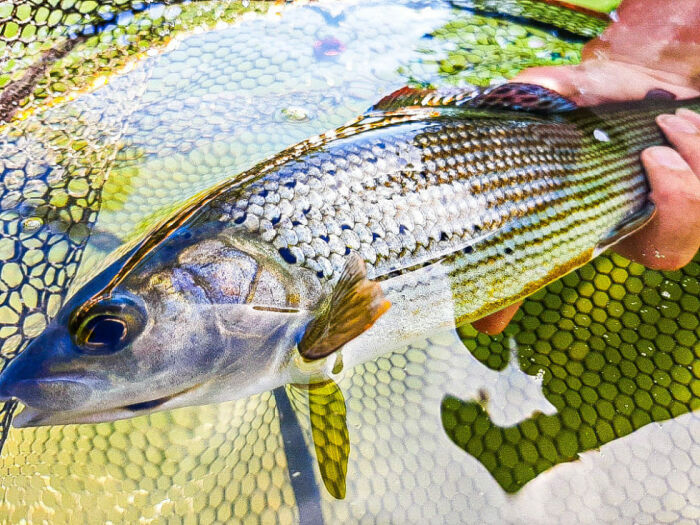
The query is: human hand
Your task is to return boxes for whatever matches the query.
[473,0,700,335]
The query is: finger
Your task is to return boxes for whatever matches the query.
[512,62,699,106]
[676,108,700,129]
[613,146,700,270]
[581,0,700,83]
[472,302,522,335]
[656,109,700,177]
[511,66,583,99]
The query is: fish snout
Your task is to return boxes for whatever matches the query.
[0,355,27,402]
[1,378,92,411]
[0,344,93,410]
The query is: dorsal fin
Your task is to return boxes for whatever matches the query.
[370,85,437,111]
[371,82,577,114]
[298,253,390,361]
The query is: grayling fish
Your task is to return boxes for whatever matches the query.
[1,83,697,429]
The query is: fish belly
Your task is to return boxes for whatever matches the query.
[341,261,460,371]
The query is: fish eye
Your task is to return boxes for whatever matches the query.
[81,316,127,348]
[70,294,146,355]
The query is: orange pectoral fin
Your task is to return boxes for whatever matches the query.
[298,253,390,361]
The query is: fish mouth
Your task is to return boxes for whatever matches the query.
[122,383,203,412]
[13,383,205,428]
[0,378,92,409]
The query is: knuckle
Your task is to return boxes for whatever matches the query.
[651,185,700,209]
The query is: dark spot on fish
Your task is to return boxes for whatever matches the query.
[259,190,268,198]
[234,213,247,225]
[285,180,296,188]
[341,224,351,230]
[320,234,330,242]
[292,220,301,226]
[317,271,324,278]
[551,51,562,60]
[303,206,311,215]
[505,247,513,255]
[399,225,407,234]
[279,247,297,264]
[271,215,281,225]
[344,247,350,255]
[372,232,381,240]
[422,32,434,40]
[440,232,449,242]
[464,246,474,254]
[473,225,481,233]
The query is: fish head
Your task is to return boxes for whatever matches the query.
[0,232,320,427]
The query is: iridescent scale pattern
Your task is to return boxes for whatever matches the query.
[209,98,698,322]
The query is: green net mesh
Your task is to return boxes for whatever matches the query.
[2,0,699,523]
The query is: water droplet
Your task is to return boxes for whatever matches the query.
[534,369,545,383]
[593,129,610,142]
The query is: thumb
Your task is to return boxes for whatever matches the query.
[614,145,700,270]
[471,302,523,335]
[512,62,700,106]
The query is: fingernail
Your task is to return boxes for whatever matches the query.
[658,113,698,134]
[648,147,688,169]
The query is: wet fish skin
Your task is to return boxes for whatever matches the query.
[205,92,698,322]
[2,87,699,426]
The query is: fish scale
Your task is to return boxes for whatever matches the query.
[205,94,699,326]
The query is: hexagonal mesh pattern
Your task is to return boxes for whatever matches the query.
[2,0,700,524]
[0,0,283,453]
[2,392,300,524]
[447,251,699,498]
[0,1,271,120]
